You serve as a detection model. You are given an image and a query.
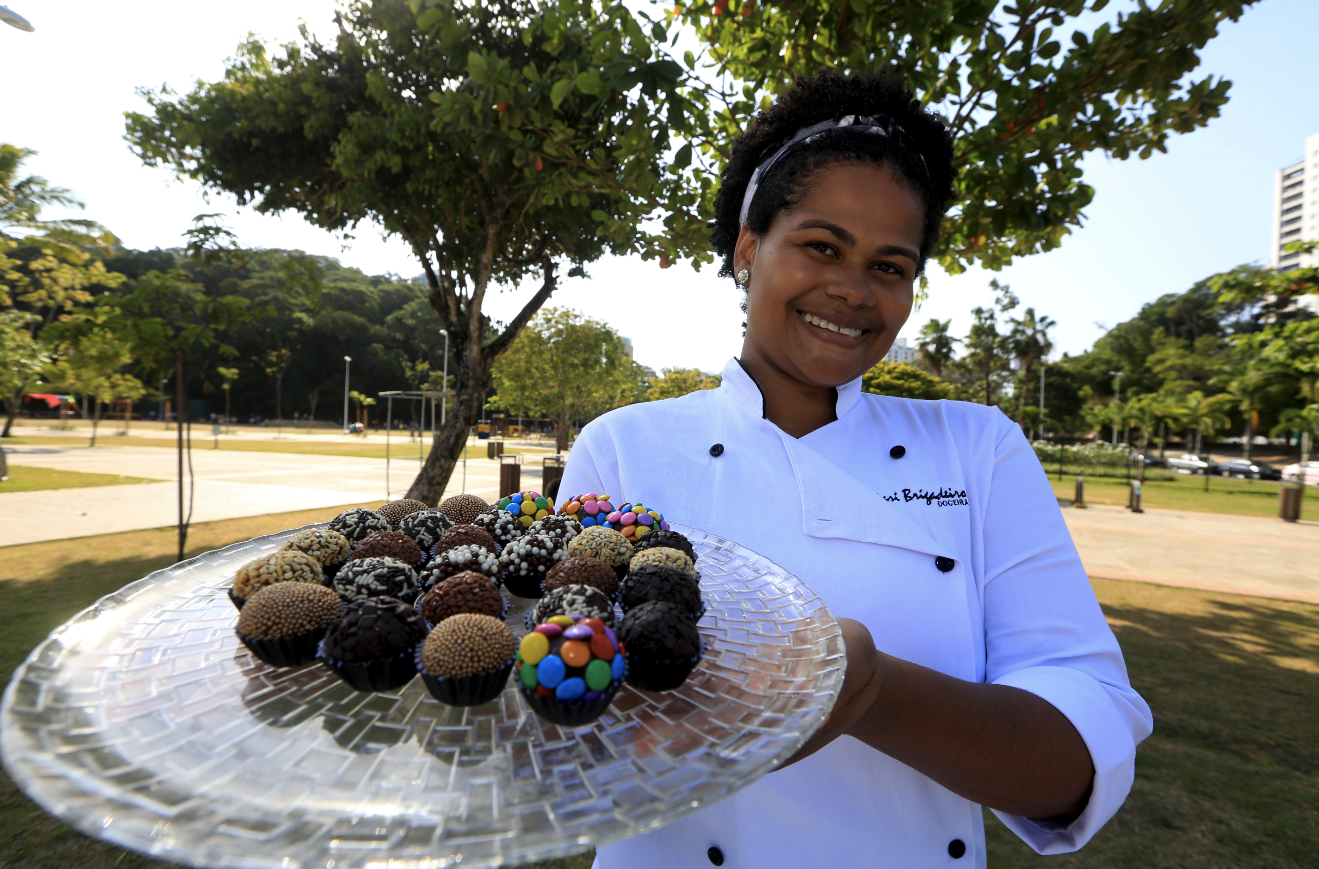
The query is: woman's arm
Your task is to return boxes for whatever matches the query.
[787,618,1094,820]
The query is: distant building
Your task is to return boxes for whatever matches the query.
[1272,132,1319,314]
[621,337,634,359]
[884,337,918,365]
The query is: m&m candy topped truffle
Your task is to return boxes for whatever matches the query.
[558,493,615,528]
[517,614,626,725]
[497,491,556,528]
[600,502,670,542]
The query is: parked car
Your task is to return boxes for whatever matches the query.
[1167,453,1213,474]
[1283,461,1319,486]
[1133,453,1167,468]
[1216,458,1282,480]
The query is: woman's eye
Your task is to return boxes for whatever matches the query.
[807,242,835,256]
[873,262,903,277]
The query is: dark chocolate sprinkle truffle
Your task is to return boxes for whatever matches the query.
[420,571,505,624]
[532,584,617,628]
[232,550,325,600]
[435,524,498,557]
[421,613,515,679]
[622,564,702,618]
[237,582,343,640]
[419,544,500,591]
[567,526,632,572]
[351,530,423,566]
[334,556,419,602]
[526,513,582,543]
[471,509,524,549]
[397,509,454,552]
[544,556,620,598]
[618,600,700,659]
[281,528,352,570]
[629,547,697,580]
[440,493,490,525]
[499,534,568,581]
[322,596,426,664]
[328,508,390,545]
[377,498,431,529]
[632,529,696,563]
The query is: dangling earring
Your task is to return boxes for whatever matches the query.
[736,268,750,287]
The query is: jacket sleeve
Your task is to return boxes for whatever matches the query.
[979,412,1153,853]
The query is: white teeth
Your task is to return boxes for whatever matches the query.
[801,312,862,338]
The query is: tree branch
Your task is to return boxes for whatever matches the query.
[484,258,557,362]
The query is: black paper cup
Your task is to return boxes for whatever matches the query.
[317,641,417,693]
[229,588,247,611]
[237,625,327,668]
[622,638,704,693]
[518,679,620,727]
[416,645,515,707]
[501,571,547,599]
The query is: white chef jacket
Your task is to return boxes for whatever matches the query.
[560,358,1153,869]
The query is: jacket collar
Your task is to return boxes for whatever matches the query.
[718,358,865,421]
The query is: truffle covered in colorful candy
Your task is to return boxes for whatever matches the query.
[517,614,626,725]
[497,491,556,528]
[498,533,569,598]
[598,502,669,542]
[471,509,524,550]
[526,513,582,543]
[397,509,454,552]
[558,493,615,528]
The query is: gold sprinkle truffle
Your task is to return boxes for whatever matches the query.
[378,498,430,529]
[567,526,632,569]
[237,582,343,640]
[440,493,490,525]
[629,547,697,579]
[232,550,325,599]
[422,613,516,679]
[281,528,352,568]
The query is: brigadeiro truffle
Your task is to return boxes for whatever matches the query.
[621,564,703,619]
[416,613,517,706]
[434,524,498,557]
[629,546,697,581]
[617,600,702,692]
[566,526,632,580]
[377,498,430,529]
[236,581,344,667]
[439,493,490,525]
[329,507,390,545]
[632,529,697,564]
[496,490,555,528]
[598,501,669,543]
[397,509,454,553]
[527,513,582,544]
[517,614,625,726]
[351,530,423,567]
[418,571,507,627]
[319,596,426,692]
[471,509,524,550]
[280,528,352,580]
[543,556,620,599]
[557,492,615,528]
[419,544,500,592]
[231,549,325,609]
[531,584,617,629]
[333,556,420,603]
[499,533,569,598]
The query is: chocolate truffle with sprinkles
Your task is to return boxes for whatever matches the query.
[320,596,425,692]
[543,556,620,599]
[499,533,569,598]
[440,493,490,525]
[281,528,352,576]
[329,507,390,545]
[377,498,430,530]
[419,571,506,625]
[527,513,582,544]
[617,600,703,691]
[351,530,423,567]
[471,509,524,549]
[622,564,703,618]
[397,509,454,552]
[566,526,633,579]
[334,556,419,602]
[419,544,500,592]
[236,582,343,667]
[632,529,697,564]
[421,614,516,679]
[434,524,498,557]
[232,549,325,606]
[532,584,617,628]
[629,546,697,580]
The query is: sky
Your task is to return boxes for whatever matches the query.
[3,0,1318,374]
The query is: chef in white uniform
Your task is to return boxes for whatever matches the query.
[560,70,1152,868]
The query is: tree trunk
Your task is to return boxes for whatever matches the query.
[2,387,24,438]
[1242,417,1252,461]
[307,389,319,428]
[556,415,570,452]
[275,373,284,432]
[90,398,101,447]
[405,366,490,506]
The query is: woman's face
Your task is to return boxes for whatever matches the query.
[735,162,923,389]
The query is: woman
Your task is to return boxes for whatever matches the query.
[560,71,1151,869]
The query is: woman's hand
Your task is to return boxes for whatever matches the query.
[778,617,883,768]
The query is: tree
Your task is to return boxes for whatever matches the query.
[1179,391,1232,457]
[960,280,1018,405]
[1009,306,1056,416]
[0,306,44,437]
[915,318,956,379]
[45,312,144,447]
[217,365,238,427]
[861,361,952,401]
[647,367,721,401]
[678,0,1253,275]
[0,143,108,241]
[1218,359,1293,461]
[349,390,377,429]
[262,347,293,432]
[126,0,710,503]
[1209,241,1319,305]
[491,308,639,451]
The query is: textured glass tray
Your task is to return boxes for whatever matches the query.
[1,522,844,869]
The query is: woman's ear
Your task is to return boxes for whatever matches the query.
[733,225,759,278]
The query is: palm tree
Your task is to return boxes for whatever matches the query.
[1180,391,1233,457]
[1009,307,1056,415]
[1221,362,1292,460]
[1,144,110,247]
[916,318,957,379]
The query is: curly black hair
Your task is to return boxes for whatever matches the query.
[711,70,956,278]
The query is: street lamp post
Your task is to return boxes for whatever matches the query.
[342,356,352,434]
[438,329,449,427]
[1108,370,1124,445]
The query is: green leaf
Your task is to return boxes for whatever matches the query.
[591,209,608,221]
[467,51,489,83]
[1037,41,1060,60]
[673,142,692,170]
[652,22,667,42]
[576,69,604,96]
[550,78,574,108]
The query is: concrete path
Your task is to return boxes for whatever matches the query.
[0,444,543,546]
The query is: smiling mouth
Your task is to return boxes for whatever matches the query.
[800,311,866,338]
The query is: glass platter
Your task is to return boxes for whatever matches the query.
[1,522,844,869]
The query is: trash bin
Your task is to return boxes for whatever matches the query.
[487,440,505,460]
[499,454,521,499]
[542,455,565,499]
[1279,484,1303,523]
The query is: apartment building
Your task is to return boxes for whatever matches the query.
[1272,132,1319,314]
[884,337,919,364]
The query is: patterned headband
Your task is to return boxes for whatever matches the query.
[737,113,926,226]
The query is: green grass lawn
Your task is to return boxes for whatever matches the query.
[1,513,1316,868]
[0,464,160,493]
[3,435,553,463]
[1048,473,1306,519]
